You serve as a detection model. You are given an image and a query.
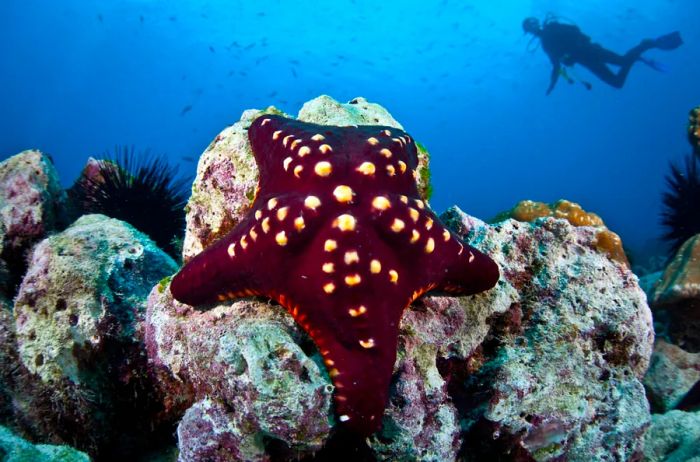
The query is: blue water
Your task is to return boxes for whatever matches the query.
[1,0,699,262]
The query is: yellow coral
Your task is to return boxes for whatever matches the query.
[500,199,629,267]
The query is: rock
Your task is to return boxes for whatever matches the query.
[644,340,700,412]
[159,96,653,460]
[492,199,629,267]
[145,288,333,459]
[177,398,267,462]
[439,209,653,461]
[0,425,90,462]
[643,410,700,462]
[0,149,67,295]
[0,296,16,419]
[11,214,181,459]
[649,233,700,351]
[181,95,431,262]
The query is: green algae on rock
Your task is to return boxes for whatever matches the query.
[0,425,90,462]
[11,214,180,459]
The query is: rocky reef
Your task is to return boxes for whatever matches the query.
[0,149,67,295]
[2,96,697,461]
[144,95,654,461]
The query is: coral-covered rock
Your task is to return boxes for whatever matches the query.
[439,208,653,461]
[159,97,652,460]
[181,95,431,261]
[0,296,16,418]
[0,425,90,462]
[689,105,700,154]
[643,410,700,461]
[0,150,67,295]
[177,398,267,462]
[650,233,700,351]
[12,214,181,458]
[644,340,700,412]
[146,287,333,458]
[493,199,629,267]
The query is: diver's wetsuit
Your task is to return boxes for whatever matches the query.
[538,21,653,94]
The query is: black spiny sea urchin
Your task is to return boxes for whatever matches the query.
[661,153,700,255]
[69,146,190,258]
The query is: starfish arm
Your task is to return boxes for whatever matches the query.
[434,235,500,295]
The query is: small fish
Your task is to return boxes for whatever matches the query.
[181,156,196,163]
[267,91,277,97]
[169,15,177,22]
[139,15,144,23]
[180,105,192,116]
[244,43,256,50]
[209,45,215,53]
[97,13,103,22]
[291,67,297,78]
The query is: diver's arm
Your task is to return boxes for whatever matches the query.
[546,58,561,95]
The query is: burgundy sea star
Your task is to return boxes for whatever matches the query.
[170,114,499,435]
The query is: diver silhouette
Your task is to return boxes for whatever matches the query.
[522,16,683,95]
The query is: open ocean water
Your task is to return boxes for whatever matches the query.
[2,0,699,264]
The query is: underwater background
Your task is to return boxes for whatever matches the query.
[1,0,699,264]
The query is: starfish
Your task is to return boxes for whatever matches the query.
[170,114,499,435]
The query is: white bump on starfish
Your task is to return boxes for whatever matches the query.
[390,218,405,232]
[344,274,361,286]
[344,250,359,265]
[348,305,367,317]
[334,214,356,232]
[372,196,391,211]
[333,185,354,203]
[304,195,321,210]
[389,269,399,283]
[275,231,288,246]
[314,161,332,177]
[359,338,375,349]
[276,207,289,221]
[356,161,376,175]
[425,237,435,253]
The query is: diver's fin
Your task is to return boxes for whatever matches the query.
[639,57,669,72]
[654,31,683,50]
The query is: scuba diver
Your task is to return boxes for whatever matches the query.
[522,16,683,95]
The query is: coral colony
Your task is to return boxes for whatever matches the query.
[170,114,500,434]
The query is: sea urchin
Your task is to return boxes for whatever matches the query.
[69,146,189,258]
[661,153,700,255]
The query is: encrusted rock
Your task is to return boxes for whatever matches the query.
[644,340,700,412]
[158,97,653,460]
[0,149,67,295]
[440,208,653,461]
[0,425,90,462]
[649,233,700,351]
[643,410,700,461]
[177,398,267,462]
[12,214,181,458]
[181,95,430,262]
[146,288,333,459]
